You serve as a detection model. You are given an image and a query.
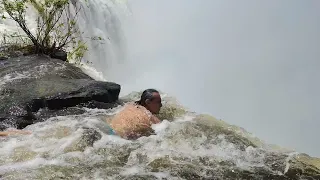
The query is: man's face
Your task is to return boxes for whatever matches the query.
[146,92,162,114]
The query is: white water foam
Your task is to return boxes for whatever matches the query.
[0,63,66,88]
[0,0,317,179]
[0,73,29,87]
[77,63,107,81]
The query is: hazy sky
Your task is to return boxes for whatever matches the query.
[105,0,320,156]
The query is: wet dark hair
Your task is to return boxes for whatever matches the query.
[135,89,159,106]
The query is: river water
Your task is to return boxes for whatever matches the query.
[0,0,319,179]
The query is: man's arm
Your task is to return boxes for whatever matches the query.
[150,115,161,124]
[0,130,31,136]
[0,132,10,136]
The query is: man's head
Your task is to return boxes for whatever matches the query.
[136,89,162,114]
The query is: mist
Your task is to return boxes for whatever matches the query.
[104,0,320,156]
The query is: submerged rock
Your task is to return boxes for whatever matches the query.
[64,127,102,152]
[0,55,121,130]
[145,151,320,179]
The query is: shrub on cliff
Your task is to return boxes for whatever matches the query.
[0,0,91,63]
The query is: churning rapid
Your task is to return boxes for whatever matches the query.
[0,0,320,179]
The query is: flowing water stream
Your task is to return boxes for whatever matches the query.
[0,0,319,179]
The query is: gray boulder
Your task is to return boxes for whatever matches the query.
[0,55,120,130]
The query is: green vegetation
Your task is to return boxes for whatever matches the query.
[0,0,98,63]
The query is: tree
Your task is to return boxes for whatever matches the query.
[0,0,90,63]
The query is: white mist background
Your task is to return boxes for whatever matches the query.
[102,0,320,156]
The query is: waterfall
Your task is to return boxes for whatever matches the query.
[0,0,319,179]
[66,0,130,81]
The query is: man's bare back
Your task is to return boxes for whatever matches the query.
[108,89,162,139]
[109,103,160,139]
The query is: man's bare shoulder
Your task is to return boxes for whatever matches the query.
[112,102,151,121]
[122,103,151,114]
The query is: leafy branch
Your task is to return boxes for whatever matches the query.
[0,0,100,63]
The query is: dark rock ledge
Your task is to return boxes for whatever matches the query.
[0,55,121,130]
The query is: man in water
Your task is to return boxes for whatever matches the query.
[1,89,163,139]
[108,89,163,139]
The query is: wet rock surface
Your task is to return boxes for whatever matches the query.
[0,55,120,130]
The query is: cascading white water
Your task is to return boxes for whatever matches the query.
[0,0,320,179]
[68,0,130,81]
